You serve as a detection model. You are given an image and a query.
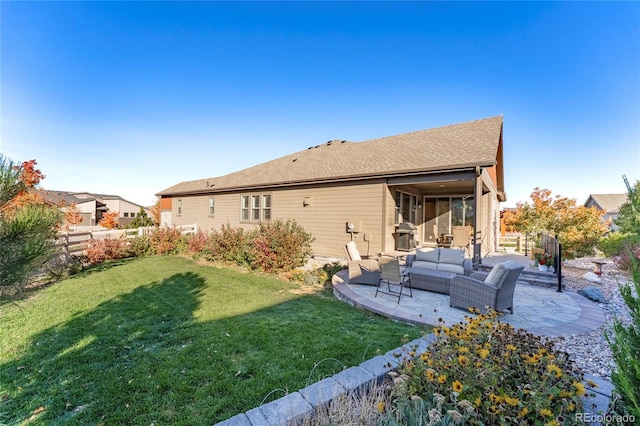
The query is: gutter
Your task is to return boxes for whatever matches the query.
[156,163,493,198]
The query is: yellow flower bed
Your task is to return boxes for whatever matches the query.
[389,309,591,425]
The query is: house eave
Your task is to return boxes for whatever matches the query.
[156,163,493,198]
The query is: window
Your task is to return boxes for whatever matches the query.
[262,195,271,221]
[208,197,215,216]
[395,190,419,224]
[241,193,272,222]
[177,199,182,215]
[123,212,129,218]
[241,196,250,221]
[252,195,260,220]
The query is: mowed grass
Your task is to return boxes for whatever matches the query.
[1,256,421,425]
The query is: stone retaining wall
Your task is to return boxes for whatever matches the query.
[214,335,435,426]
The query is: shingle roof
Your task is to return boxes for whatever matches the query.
[586,194,628,214]
[157,115,503,196]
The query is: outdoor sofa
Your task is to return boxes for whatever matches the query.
[405,247,472,276]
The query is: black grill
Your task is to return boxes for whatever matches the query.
[395,222,417,251]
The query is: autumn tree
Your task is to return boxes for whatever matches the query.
[98,210,119,229]
[0,155,63,295]
[64,202,83,230]
[149,197,161,225]
[505,187,609,258]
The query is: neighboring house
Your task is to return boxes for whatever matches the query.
[584,193,628,231]
[42,190,150,228]
[157,115,507,260]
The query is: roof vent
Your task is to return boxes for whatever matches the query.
[327,141,332,146]
[292,158,297,162]
[341,140,347,143]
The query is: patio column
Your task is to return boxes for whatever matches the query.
[473,168,483,265]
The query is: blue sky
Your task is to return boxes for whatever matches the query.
[2,1,639,208]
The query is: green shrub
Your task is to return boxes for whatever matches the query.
[246,219,314,273]
[606,257,640,419]
[149,226,184,255]
[388,309,587,425]
[45,254,85,281]
[85,236,132,264]
[202,224,250,265]
[323,261,345,279]
[129,234,154,257]
[597,231,630,257]
[0,203,63,294]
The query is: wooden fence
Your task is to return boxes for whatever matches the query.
[57,224,197,255]
[498,233,536,255]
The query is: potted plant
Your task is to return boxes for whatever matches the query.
[534,250,554,272]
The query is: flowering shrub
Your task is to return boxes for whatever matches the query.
[85,236,131,264]
[246,219,314,273]
[389,309,589,425]
[614,241,640,272]
[186,229,209,254]
[149,226,184,255]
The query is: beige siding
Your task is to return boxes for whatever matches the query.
[170,181,388,258]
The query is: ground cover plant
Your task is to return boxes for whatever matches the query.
[385,309,590,425]
[0,256,420,425]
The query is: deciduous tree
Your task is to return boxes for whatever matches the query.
[505,187,608,258]
[64,203,83,230]
[149,197,161,225]
[98,210,119,229]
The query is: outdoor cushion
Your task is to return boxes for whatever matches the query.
[438,248,464,265]
[415,247,439,263]
[437,262,465,275]
[346,241,362,261]
[484,260,519,287]
[411,260,439,271]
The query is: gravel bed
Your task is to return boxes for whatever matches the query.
[547,258,634,380]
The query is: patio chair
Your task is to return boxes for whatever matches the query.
[452,225,471,256]
[375,257,412,303]
[344,241,380,285]
[449,260,524,314]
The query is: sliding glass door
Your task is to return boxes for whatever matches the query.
[423,196,474,244]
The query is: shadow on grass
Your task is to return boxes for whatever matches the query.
[1,271,207,425]
[1,261,418,425]
[0,258,137,307]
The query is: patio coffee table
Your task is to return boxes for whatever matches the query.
[408,269,456,295]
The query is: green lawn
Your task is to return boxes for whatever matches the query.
[1,256,422,425]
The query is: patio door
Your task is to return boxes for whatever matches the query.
[423,196,474,244]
